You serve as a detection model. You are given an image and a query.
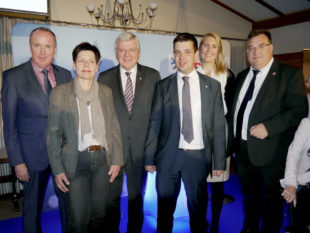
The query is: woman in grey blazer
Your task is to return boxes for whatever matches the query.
[47,42,123,233]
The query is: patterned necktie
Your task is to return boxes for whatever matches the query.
[181,76,194,143]
[124,72,134,113]
[42,69,52,96]
[236,70,260,141]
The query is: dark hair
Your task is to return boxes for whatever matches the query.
[29,27,57,45]
[247,29,272,43]
[173,33,198,52]
[72,42,101,63]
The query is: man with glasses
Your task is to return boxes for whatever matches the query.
[228,29,308,233]
[144,33,226,233]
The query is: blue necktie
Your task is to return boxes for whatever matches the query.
[181,76,194,143]
[42,69,52,96]
[236,70,259,141]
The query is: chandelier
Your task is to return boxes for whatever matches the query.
[86,0,158,29]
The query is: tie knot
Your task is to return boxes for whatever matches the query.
[252,70,259,77]
[42,69,49,75]
[125,72,131,78]
[182,76,189,82]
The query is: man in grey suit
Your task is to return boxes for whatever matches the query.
[1,27,71,233]
[98,32,161,233]
[144,33,226,233]
[228,29,308,233]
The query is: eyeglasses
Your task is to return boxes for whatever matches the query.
[247,43,271,52]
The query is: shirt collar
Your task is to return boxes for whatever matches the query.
[177,69,198,81]
[120,64,137,78]
[250,57,274,74]
[31,59,53,74]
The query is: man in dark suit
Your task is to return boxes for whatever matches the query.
[228,29,308,233]
[144,33,226,233]
[98,32,160,233]
[1,27,72,233]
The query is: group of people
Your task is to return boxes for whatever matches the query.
[1,26,309,233]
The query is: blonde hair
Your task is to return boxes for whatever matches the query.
[199,32,228,75]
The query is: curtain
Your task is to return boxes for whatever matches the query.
[228,39,247,76]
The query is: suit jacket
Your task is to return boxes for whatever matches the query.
[1,60,72,171]
[98,64,160,167]
[47,80,123,179]
[144,72,226,174]
[228,60,308,166]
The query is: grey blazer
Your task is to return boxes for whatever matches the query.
[47,80,123,178]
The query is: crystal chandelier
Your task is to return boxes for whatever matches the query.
[86,0,158,29]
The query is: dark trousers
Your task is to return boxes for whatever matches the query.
[290,185,310,233]
[209,182,225,232]
[23,167,50,233]
[105,151,147,233]
[156,149,208,233]
[52,176,68,233]
[66,149,110,233]
[236,141,285,233]
[22,166,68,233]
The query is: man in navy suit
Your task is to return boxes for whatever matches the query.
[1,27,72,233]
[98,32,160,233]
[228,29,308,233]
[144,33,226,233]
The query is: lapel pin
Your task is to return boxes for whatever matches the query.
[205,85,208,88]
[272,72,276,76]
[139,77,142,80]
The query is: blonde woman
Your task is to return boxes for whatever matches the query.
[197,32,236,233]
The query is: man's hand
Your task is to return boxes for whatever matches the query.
[281,185,297,207]
[55,173,70,193]
[15,163,30,182]
[250,123,268,139]
[108,165,120,183]
[145,165,156,173]
[213,170,224,177]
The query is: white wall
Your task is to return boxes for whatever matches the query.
[270,21,310,54]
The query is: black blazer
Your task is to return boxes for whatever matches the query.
[228,60,308,166]
[2,60,72,170]
[98,63,161,167]
[144,72,226,174]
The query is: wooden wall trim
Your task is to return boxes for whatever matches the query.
[274,52,303,69]
[253,9,310,29]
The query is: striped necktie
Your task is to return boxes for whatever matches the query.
[124,72,134,113]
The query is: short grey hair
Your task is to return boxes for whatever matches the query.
[114,32,140,54]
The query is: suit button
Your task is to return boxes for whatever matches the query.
[129,116,132,120]
[127,136,130,140]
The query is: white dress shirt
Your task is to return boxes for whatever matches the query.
[234,58,274,140]
[280,118,310,188]
[177,69,204,150]
[77,98,102,151]
[120,65,137,95]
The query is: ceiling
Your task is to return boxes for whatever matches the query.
[211,0,310,29]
